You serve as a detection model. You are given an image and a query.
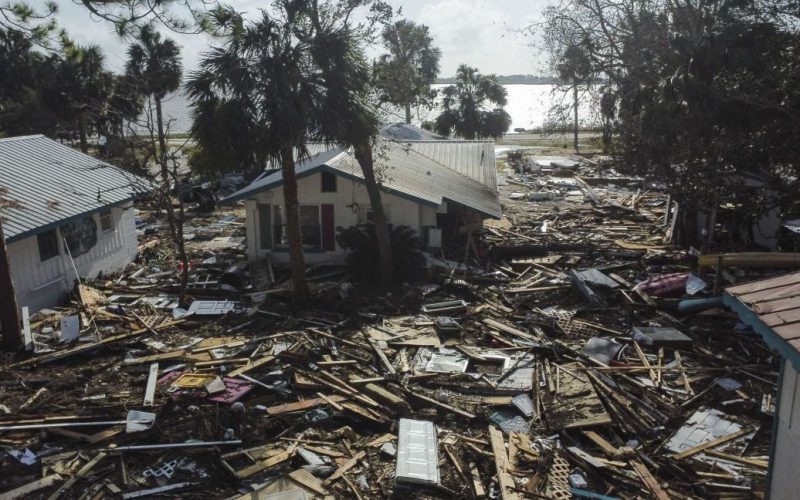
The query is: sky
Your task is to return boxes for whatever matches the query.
[34,0,548,77]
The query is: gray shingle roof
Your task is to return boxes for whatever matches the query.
[221,140,501,219]
[0,135,152,243]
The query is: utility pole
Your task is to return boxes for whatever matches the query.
[0,217,22,351]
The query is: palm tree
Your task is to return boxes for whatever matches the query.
[434,64,511,140]
[187,2,395,297]
[52,43,113,153]
[374,20,441,124]
[125,24,188,304]
[556,45,592,152]
[125,23,182,163]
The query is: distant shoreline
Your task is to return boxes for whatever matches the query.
[435,77,558,85]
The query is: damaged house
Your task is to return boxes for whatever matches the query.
[220,138,501,265]
[0,135,149,312]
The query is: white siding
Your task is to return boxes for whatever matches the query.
[7,204,139,313]
[771,359,800,498]
[248,172,434,265]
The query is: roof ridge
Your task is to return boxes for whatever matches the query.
[0,134,45,143]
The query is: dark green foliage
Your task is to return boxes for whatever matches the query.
[336,224,425,285]
[374,20,441,123]
[434,64,511,140]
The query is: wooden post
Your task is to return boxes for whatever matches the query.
[0,218,22,351]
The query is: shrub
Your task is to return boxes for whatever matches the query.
[335,224,426,285]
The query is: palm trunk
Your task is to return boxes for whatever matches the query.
[355,145,393,288]
[0,218,22,352]
[78,113,89,153]
[281,146,310,301]
[404,104,412,124]
[155,96,189,306]
[573,83,579,153]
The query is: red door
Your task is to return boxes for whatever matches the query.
[321,204,335,251]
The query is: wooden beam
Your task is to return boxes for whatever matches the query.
[266,395,348,415]
[323,451,365,485]
[143,362,158,406]
[629,459,669,500]
[671,428,752,460]
[489,426,519,500]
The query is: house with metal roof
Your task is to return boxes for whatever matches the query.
[0,135,150,312]
[724,272,800,499]
[219,138,500,265]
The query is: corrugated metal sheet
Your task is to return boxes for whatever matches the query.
[395,418,439,486]
[0,135,151,242]
[221,140,502,219]
[405,141,497,191]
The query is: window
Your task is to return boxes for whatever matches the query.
[37,229,60,262]
[273,205,322,249]
[358,205,390,225]
[100,209,113,232]
[321,171,337,193]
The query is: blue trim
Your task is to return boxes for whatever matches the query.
[219,166,501,219]
[5,198,136,244]
[765,359,784,498]
[722,293,800,372]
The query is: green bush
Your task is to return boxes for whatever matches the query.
[335,224,426,285]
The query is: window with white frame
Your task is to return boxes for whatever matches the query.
[99,209,113,232]
[273,205,322,249]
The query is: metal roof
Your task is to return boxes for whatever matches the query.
[380,123,444,141]
[221,140,502,219]
[404,140,497,191]
[724,271,800,369]
[0,135,152,243]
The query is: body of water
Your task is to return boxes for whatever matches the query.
[152,83,596,134]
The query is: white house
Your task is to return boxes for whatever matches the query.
[724,272,800,499]
[0,135,150,312]
[220,138,501,265]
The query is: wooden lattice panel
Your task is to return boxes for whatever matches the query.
[547,454,572,500]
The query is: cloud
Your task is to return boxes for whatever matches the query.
[416,0,536,76]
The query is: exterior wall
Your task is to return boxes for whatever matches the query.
[771,358,800,498]
[245,172,439,265]
[8,203,139,313]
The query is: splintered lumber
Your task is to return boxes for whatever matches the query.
[407,392,476,419]
[323,450,365,485]
[363,334,396,375]
[482,318,537,341]
[361,383,407,408]
[629,459,669,500]
[266,395,348,415]
[0,474,62,500]
[582,431,622,457]
[674,351,694,395]
[316,371,381,408]
[702,449,768,469]
[670,428,752,460]
[47,452,107,500]
[632,342,656,382]
[228,355,277,377]
[316,392,345,411]
[488,426,519,500]
[236,450,291,479]
[470,463,486,499]
[444,445,468,483]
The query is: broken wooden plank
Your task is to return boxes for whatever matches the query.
[266,395,348,415]
[323,451,365,485]
[408,392,476,419]
[702,449,768,469]
[143,362,158,406]
[46,452,107,500]
[671,428,752,460]
[629,459,669,500]
[488,426,519,500]
[470,462,486,499]
[0,474,62,500]
[582,431,621,457]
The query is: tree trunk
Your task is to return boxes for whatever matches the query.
[155,96,189,307]
[404,104,412,124]
[355,145,393,288]
[573,83,579,153]
[0,218,22,352]
[281,146,310,301]
[78,113,88,153]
